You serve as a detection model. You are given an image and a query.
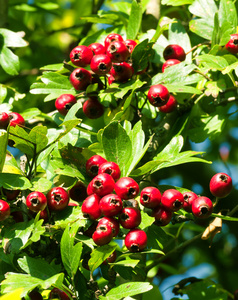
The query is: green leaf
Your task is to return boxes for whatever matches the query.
[30,177,52,193]
[189,0,217,20]
[142,284,163,300]
[197,54,228,70]
[218,0,237,30]
[0,29,28,48]
[146,225,170,250]
[131,39,154,73]
[110,259,140,267]
[189,19,214,40]
[20,108,41,120]
[0,173,32,190]
[164,83,202,95]
[0,129,8,173]
[0,46,20,76]
[88,244,118,273]
[222,61,238,74]
[162,0,193,5]
[126,0,142,40]
[131,160,164,177]
[102,121,132,177]
[99,282,153,300]
[219,21,234,46]
[211,13,220,48]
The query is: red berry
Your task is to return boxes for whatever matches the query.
[2,188,20,201]
[69,68,92,91]
[26,191,47,212]
[46,187,69,211]
[39,208,49,222]
[192,196,213,219]
[104,33,124,49]
[86,155,107,178]
[90,173,115,197]
[83,97,104,119]
[125,229,147,252]
[124,39,137,53]
[161,189,184,212]
[92,224,113,246]
[98,161,121,181]
[87,180,94,196]
[28,290,43,300]
[209,173,232,198]
[98,216,120,237]
[55,94,77,116]
[182,191,198,213]
[8,112,25,127]
[81,194,101,220]
[0,200,10,221]
[147,84,170,107]
[110,62,134,82]
[162,59,181,72]
[119,207,141,229]
[163,44,186,61]
[140,186,161,208]
[88,42,106,55]
[152,206,173,226]
[108,74,116,85]
[69,181,87,202]
[0,112,10,129]
[90,54,112,75]
[225,34,238,54]
[159,94,177,113]
[106,40,130,62]
[49,288,70,300]
[99,194,123,217]
[103,250,117,264]
[114,177,139,200]
[70,45,93,67]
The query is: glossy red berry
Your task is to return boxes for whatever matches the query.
[0,112,10,129]
[163,44,186,61]
[55,94,77,116]
[125,229,147,252]
[162,59,181,72]
[90,54,112,75]
[69,181,87,202]
[192,196,213,219]
[2,188,20,201]
[81,194,101,220]
[115,177,139,200]
[26,191,47,212]
[161,189,184,212]
[98,216,120,237]
[83,97,104,119]
[209,172,232,198]
[140,186,161,209]
[147,84,170,107]
[92,223,113,246]
[8,112,25,127]
[90,173,115,197]
[182,191,198,213]
[108,74,116,85]
[159,95,177,113]
[46,187,69,211]
[0,200,10,221]
[124,39,137,53]
[103,251,117,264]
[86,155,107,178]
[49,288,70,300]
[39,208,49,222]
[225,34,238,54]
[98,161,121,181]
[153,206,173,226]
[70,45,93,67]
[106,40,130,62]
[99,194,123,217]
[88,42,106,55]
[119,207,141,229]
[69,68,92,91]
[104,33,124,49]
[110,62,134,82]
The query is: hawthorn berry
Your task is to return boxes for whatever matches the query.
[192,196,213,219]
[119,207,141,229]
[99,194,123,217]
[26,191,47,212]
[147,84,170,107]
[70,45,93,67]
[98,216,120,237]
[125,229,147,252]
[89,173,115,197]
[46,187,69,211]
[182,191,198,213]
[159,95,177,113]
[124,39,137,53]
[110,62,134,82]
[49,288,70,300]
[88,42,106,55]
[83,97,104,119]
[162,59,181,72]
[86,154,107,178]
[92,223,113,246]
[8,112,25,127]
[0,199,10,221]
[225,34,238,54]
[0,112,10,129]
[161,189,184,212]
[2,188,20,201]
[153,206,173,226]
[106,40,130,62]
[98,161,121,181]
[27,290,43,300]
[163,44,186,61]
[114,177,139,200]
[90,54,112,75]
[69,68,92,91]
[39,208,49,222]
[104,33,124,49]
[209,172,232,198]
[69,181,87,202]
[103,250,117,264]
[140,186,161,209]
[81,194,101,220]
[55,94,77,116]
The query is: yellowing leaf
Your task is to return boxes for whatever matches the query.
[0,288,23,300]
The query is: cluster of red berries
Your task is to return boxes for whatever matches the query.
[0,112,25,130]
